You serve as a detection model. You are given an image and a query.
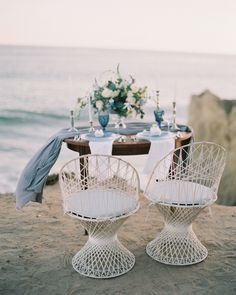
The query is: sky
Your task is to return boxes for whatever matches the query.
[0,0,236,55]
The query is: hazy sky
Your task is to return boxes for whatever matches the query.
[0,0,236,54]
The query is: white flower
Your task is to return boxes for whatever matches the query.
[115,83,120,89]
[112,90,120,98]
[127,91,133,98]
[96,100,103,110]
[126,91,136,105]
[109,98,114,104]
[119,80,128,88]
[126,96,136,105]
[124,102,131,110]
[130,84,139,92]
[102,88,113,98]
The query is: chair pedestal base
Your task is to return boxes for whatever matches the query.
[72,237,135,278]
[146,224,208,266]
[71,217,135,279]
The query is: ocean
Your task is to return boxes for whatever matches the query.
[1,45,236,193]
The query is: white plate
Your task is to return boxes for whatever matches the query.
[136,131,176,140]
[81,132,118,142]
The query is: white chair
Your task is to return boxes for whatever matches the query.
[144,142,226,265]
[59,155,140,278]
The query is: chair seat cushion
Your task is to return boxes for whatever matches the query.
[146,180,216,206]
[64,189,138,219]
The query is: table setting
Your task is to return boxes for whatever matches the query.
[63,66,194,189]
[68,65,192,149]
[15,65,193,208]
[72,66,188,134]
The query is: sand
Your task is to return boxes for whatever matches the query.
[0,184,235,295]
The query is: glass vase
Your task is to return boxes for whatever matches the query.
[114,116,127,142]
[115,116,127,129]
[98,111,110,131]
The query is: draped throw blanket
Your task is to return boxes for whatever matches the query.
[15,129,79,209]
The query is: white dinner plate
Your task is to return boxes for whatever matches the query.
[81,132,118,142]
[136,131,176,140]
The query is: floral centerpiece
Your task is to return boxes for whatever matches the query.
[91,66,147,119]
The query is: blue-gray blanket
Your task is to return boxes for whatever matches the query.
[15,129,79,209]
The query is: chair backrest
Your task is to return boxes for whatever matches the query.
[145,142,227,206]
[59,155,140,217]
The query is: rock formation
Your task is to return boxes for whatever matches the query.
[188,90,236,206]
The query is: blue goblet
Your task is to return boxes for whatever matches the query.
[98,111,110,131]
[154,109,165,128]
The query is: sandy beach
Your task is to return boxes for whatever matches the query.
[1,1,236,294]
[0,183,235,295]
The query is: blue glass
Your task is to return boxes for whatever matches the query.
[154,109,165,128]
[98,111,110,131]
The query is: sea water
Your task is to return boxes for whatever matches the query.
[1,45,236,193]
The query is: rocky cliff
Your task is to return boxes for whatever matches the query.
[188,90,236,206]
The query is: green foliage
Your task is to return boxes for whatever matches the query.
[90,66,147,118]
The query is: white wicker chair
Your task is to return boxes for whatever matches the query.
[144,142,226,265]
[59,155,140,278]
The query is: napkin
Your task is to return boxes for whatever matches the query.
[88,138,116,180]
[127,136,175,191]
[89,140,114,155]
[142,137,175,176]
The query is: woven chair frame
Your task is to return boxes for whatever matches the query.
[144,142,227,265]
[59,154,140,278]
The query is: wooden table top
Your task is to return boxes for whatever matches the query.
[64,123,193,156]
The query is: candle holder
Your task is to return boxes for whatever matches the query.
[68,110,78,132]
[88,121,95,133]
[171,101,179,130]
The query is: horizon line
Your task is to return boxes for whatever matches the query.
[0,43,235,58]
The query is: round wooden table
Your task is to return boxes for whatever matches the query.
[64,123,193,156]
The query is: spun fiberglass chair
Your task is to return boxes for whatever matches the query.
[144,142,226,265]
[59,155,140,278]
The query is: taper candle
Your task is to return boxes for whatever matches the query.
[88,94,92,122]
[156,90,160,109]
[173,83,176,103]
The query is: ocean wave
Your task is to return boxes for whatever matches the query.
[0,109,68,125]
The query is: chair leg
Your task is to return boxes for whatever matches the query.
[146,205,208,265]
[72,217,135,278]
